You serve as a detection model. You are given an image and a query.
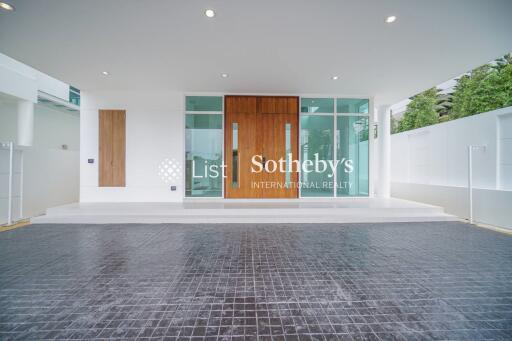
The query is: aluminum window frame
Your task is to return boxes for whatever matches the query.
[183,93,374,199]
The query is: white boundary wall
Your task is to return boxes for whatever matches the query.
[391,106,512,229]
[0,101,79,224]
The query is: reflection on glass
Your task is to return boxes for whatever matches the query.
[185,114,223,197]
[69,86,80,106]
[337,98,369,113]
[186,96,223,112]
[300,115,334,197]
[300,98,334,113]
[285,123,291,186]
[336,116,369,196]
[232,123,239,188]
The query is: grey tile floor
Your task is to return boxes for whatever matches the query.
[0,222,511,340]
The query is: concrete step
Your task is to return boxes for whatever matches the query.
[34,198,457,224]
[32,213,457,224]
[44,207,445,217]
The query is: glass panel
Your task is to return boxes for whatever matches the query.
[69,86,80,106]
[232,122,239,188]
[337,98,369,113]
[336,116,369,196]
[186,96,223,112]
[285,123,291,186]
[185,114,223,197]
[300,115,334,197]
[300,98,334,113]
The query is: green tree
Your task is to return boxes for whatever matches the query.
[390,114,399,134]
[494,54,512,71]
[451,54,512,118]
[436,90,453,117]
[394,52,512,133]
[397,87,439,132]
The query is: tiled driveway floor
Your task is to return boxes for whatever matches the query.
[0,222,511,340]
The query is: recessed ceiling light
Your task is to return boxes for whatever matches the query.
[385,15,397,23]
[331,76,339,80]
[0,2,15,11]
[221,73,229,78]
[205,9,215,18]
[101,71,110,76]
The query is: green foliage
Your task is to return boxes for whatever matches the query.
[390,115,399,134]
[452,65,505,118]
[396,88,438,133]
[450,54,512,118]
[438,115,451,123]
[394,53,512,133]
[436,91,453,117]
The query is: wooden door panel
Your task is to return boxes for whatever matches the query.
[225,97,261,198]
[225,96,298,198]
[99,110,126,187]
[258,96,298,114]
[260,98,299,198]
[99,111,113,186]
[225,96,257,114]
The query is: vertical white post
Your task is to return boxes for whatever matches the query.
[467,145,486,224]
[17,100,34,147]
[7,141,13,225]
[468,145,473,224]
[19,151,24,219]
[377,105,391,197]
[333,111,338,197]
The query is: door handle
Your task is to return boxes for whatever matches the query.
[262,156,267,170]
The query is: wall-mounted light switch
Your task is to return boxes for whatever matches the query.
[88,159,94,164]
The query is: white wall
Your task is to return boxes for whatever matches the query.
[22,146,79,218]
[80,90,184,202]
[34,106,80,150]
[0,99,17,141]
[390,106,512,229]
[0,53,71,103]
[0,100,79,223]
[0,55,37,103]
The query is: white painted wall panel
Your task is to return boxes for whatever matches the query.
[0,66,37,103]
[392,182,512,229]
[0,99,79,224]
[34,106,79,150]
[80,91,184,202]
[22,148,79,218]
[392,106,511,189]
[35,71,69,101]
[391,106,512,229]
[499,113,512,190]
[0,53,71,102]
[0,100,18,142]
[0,149,22,223]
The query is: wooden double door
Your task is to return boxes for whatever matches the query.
[224,96,299,198]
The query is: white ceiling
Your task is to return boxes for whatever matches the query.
[0,0,511,104]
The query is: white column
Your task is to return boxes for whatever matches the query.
[17,100,34,147]
[377,105,391,197]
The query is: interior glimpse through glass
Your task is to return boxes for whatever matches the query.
[232,122,239,188]
[185,114,223,197]
[300,115,334,197]
[336,115,369,196]
[285,123,292,186]
[336,98,369,114]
